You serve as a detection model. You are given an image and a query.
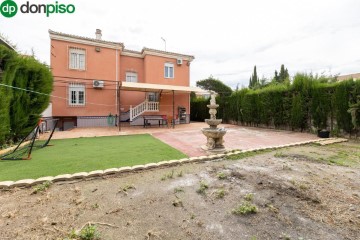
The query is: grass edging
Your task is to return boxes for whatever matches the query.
[0,138,329,189]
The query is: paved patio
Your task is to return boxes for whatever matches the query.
[152,123,319,156]
[50,123,319,157]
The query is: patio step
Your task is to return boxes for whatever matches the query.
[317,138,348,146]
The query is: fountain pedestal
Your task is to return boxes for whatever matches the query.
[201,93,227,153]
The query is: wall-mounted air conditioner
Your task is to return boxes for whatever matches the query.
[93,80,104,88]
[177,58,183,65]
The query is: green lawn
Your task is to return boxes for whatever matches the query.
[0,134,187,181]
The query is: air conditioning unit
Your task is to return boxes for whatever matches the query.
[177,58,183,65]
[93,80,104,88]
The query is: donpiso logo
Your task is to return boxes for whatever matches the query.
[0,0,75,18]
[0,0,17,18]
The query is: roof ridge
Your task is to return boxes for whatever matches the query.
[122,49,142,54]
[48,30,194,60]
[142,47,194,59]
[48,29,124,47]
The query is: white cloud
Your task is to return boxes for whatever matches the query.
[1,0,360,88]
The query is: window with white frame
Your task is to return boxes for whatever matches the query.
[126,72,138,82]
[146,92,159,102]
[69,83,85,106]
[69,47,86,70]
[164,63,174,78]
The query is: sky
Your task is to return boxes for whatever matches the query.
[1,0,360,89]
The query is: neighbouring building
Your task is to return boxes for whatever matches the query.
[49,29,204,130]
[337,73,360,81]
[0,35,16,51]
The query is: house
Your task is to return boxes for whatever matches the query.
[337,73,360,81]
[49,29,205,130]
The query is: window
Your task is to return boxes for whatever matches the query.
[69,47,86,70]
[146,92,159,102]
[164,63,174,78]
[69,83,85,106]
[126,72,138,82]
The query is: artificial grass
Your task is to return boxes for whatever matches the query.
[0,134,187,181]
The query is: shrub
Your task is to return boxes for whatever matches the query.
[0,45,52,146]
[218,73,359,135]
[196,181,209,195]
[232,201,258,215]
[32,181,52,194]
[78,224,100,240]
[290,94,306,131]
[190,97,209,122]
[334,80,353,132]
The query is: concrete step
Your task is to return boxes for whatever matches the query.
[317,138,348,146]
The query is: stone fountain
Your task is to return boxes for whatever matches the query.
[201,91,227,152]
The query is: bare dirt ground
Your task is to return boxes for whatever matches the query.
[0,141,359,240]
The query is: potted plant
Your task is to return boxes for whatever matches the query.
[317,129,330,138]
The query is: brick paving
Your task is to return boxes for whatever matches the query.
[49,122,319,157]
[152,124,319,157]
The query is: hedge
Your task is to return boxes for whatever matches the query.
[0,45,53,146]
[190,97,209,122]
[191,73,360,135]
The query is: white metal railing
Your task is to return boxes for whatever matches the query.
[130,100,159,121]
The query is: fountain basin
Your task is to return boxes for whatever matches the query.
[205,119,223,128]
[201,128,227,152]
[201,128,227,138]
[207,104,219,109]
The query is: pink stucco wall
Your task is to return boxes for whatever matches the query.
[50,37,191,121]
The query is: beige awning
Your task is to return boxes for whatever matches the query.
[120,82,207,93]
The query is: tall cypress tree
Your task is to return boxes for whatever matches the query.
[249,65,259,89]
[274,70,279,82]
[279,64,289,83]
[273,65,289,83]
[0,45,53,145]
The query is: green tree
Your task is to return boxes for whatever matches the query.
[260,76,267,87]
[190,91,196,101]
[279,64,289,82]
[273,64,289,83]
[9,56,53,138]
[249,65,259,89]
[274,70,279,82]
[0,45,17,144]
[0,44,53,145]
[196,76,232,97]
